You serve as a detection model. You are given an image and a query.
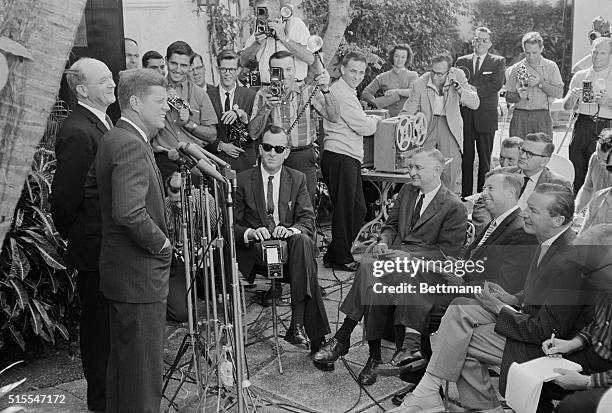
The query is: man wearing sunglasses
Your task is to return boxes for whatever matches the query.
[234,125,331,370]
[205,50,257,173]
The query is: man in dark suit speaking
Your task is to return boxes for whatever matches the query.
[234,125,330,368]
[456,27,506,197]
[50,57,115,413]
[86,69,172,413]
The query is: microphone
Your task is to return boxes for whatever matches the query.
[177,142,225,183]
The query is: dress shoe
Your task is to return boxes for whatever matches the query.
[392,387,444,406]
[284,324,310,349]
[312,358,335,371]
[374,350,427,376]
[312,337,349,363]
[358,357,380,385]
[387,392,444,413]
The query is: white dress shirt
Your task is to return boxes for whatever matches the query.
[537,227,570,265]
[517,169,544,210]
[219,84,236,111]
[79,101,111,130]
[473,53,487,73]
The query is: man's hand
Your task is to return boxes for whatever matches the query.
[552,369,590,390]
[219,141,244,158]
[272,226,294,239]
[316,69,331,92]
[542,337,581,356]
[249,227,272,241]
[371,242,389,255]
[264,92,282,109]
[221,110,239,125]
[255,33,267,45]
[527,73,541,88]
[569,87,582,102]
[179,108,190,125]
[267,19,287,41]
[518,87,529,100]
[474,287,505,315]
[484,281,519,306]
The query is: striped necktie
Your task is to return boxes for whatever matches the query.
[477,219,497,248]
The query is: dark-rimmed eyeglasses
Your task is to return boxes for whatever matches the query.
[219,67,238,74]
[261,143,287,154]
[473,37,491,44]
[519,147,549,159]
[431,69,449,77]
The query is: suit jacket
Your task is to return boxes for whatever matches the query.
[380,183,468,259]
[402,71,480,152]
[472,166,574,235]
[496,228,594,394]
[87,119,171,303]
[455,53,506,133]
[205,85,256,151]
[235,165,315,282]
[464,208,537,293]
[50,104,109,271]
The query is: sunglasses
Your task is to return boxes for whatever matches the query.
[261,143,287,154]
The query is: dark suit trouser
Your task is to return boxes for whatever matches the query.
[554,388,608,413]
[217,142,257,174]
[535,347,612,413]
[106,300,166,413]
[569,115,611,194]
[461,118,494,196]
[77,270,109,411]
[321,151,366,265]
[285,147,318,206]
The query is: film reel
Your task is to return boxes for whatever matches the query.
[395,116,412,151]
[395,112,428,151]
[411,112,428,147]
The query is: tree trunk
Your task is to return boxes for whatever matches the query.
[321,0,350,66]
[0,0,87,247]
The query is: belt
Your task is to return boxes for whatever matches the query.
[290,143,314,152]
[433,114,446,118]
[578,113,612,122]
[514,108,549,112]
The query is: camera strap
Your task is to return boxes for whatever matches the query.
[286,85,319,136]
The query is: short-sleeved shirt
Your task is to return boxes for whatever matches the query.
[361,69,418,117]
[568,65,612,119]
[506,58,563,110]
[251,84,319,148]
[243,16,310,83]
[152,79,217,150]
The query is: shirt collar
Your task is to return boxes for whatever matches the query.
[493,205,519,226]
[541,226,570,247]
[167,77,189,92]
[338,77,357,95]
[420,183,442,199]
[261,166,282,182]
[220,83,237,95]
[523,168,544,183]
[474,52,487,60]
[78,101,109,127]
[120,116,148,143]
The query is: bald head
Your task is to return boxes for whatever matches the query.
[66,58,116,111]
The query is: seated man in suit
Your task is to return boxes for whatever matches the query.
[205,50,257,173]
[539,224,612,413]
[313,148,468,382]
[392,183,592,413]
[472,132,572,235]
[234,125,331,368]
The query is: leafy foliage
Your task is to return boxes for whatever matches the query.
[206,3,251,56]
[0,102,76,354]
[472,0,573,90]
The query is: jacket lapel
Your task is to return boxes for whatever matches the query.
[412,185,447,230]
[401,186,420,238]
[209,86,223,117]
[77,104,110,135]
[251,166,269,226]
[278,167,292,225]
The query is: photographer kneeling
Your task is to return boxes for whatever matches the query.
[234,126,331,369]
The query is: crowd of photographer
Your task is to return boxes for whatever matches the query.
[46,3,612,412]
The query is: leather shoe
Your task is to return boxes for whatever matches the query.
[312,337,349,363]
[358,357,380,386]
[374,350,427,376]
[312,358,335,371]
[284,324,310,349]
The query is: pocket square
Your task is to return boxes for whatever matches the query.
[288,201,292,210]
[483,71,492,75]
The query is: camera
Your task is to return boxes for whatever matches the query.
[589,30,603,42]
[269,67,284,97]
[248,70,261,87]
[255,7,275,37]
[168,95,191,112]
[583,79,594,103]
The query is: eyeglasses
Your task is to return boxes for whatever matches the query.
[473,37,491,44]
[519,147,549,159]
[219,67,238,74]
[431,69,449,77]
[261,143,287,154]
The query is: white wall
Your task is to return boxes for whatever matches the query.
[123,0,213,82]
[572,0,612,66]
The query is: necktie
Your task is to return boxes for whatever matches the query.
[104,114,113,130]
[477,220,497,248]
[224,92,231,112]
[519,176,530,197]
[410,193,425,229]
[475,56,481,74]
[266,175,275,231]
[537,244,549,266]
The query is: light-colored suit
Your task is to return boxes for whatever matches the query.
[402,70,479,192]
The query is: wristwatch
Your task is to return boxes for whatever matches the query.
[322,89,331,95]
[537,82,543,89]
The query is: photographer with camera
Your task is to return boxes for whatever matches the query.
[205,50,257,173]
[151,41,218,183]
[240,0,313,86]
[234,125,331,369]
[573,16,611,74]
[248,50,339,203]
[563,37,612,195]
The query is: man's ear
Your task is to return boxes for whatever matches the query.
[129,95,140,112]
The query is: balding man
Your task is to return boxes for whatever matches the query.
[563,37,612,194]
[124,38,139,70]
[50,58,115,413]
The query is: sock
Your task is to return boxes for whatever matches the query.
[291,300,305,327]
[334,317,358,345]
[394,325,406,351]
[311,336,325,353]
[412,371,443,398]
[368,339,382,360]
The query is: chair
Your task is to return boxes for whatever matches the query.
[547,154,575,184]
